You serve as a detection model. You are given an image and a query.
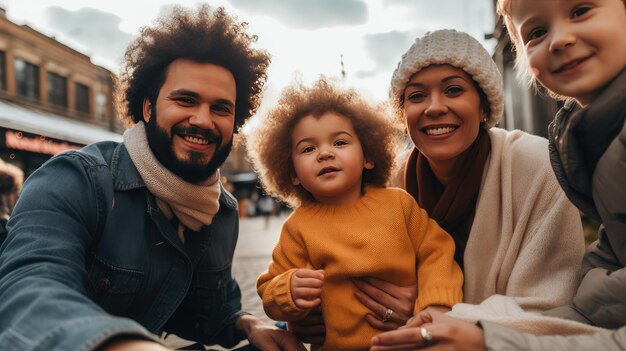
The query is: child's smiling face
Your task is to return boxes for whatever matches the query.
[512,0,626,106]
[290,112,374,205]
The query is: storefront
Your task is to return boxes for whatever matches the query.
[0,99,122,176]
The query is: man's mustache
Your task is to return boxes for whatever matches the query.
[172,125,221,144]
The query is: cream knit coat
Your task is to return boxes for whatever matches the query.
[402,128,585,312]
[463,128,584,311]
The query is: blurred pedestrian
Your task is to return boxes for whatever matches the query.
[257,195,275,229]
[0,160,23,243]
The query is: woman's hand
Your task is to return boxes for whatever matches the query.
[370,309,486,351]
[419,305,451,316]
[353,277,417,330]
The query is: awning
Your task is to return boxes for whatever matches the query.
[0,99,122,145]
[226,172,258,183]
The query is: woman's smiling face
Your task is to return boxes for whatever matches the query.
[403,64,484,164]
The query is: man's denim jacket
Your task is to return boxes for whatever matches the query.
[0,141,247,351]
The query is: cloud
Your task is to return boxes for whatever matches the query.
[383,0,415,6]
[229,0,368,29]
[382,0,492,36]
[384,0,459,14]
[355,30,414,78]
[43,6,133,65]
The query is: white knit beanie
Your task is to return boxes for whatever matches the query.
[390,29,503,128]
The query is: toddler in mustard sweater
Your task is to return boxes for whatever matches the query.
[245,78,463,350]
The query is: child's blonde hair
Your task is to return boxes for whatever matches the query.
[245,77,401,207]
[498,0,572,100]
[496,0,538,89]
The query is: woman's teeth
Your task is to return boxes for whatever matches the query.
[425,127,456,136]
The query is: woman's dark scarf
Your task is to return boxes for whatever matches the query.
[404,128,491,270]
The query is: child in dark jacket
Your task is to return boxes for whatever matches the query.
[500,0,626,331]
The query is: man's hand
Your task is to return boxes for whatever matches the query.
[102,339,171,351]
[237,315,306,351]
[290,269,324,309]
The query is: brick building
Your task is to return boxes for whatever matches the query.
[0,7,122,176]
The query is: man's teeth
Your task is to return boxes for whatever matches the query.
[425,127,456,136]
[183,136,209,145]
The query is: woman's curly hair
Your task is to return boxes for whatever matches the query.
[116,5,271,130]
[245,78,402,207]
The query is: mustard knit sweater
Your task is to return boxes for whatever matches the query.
[257,187,463,350]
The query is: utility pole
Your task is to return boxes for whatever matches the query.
[340,54,346,80]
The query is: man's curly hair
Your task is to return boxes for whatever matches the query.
[116,5,271,130]
[245,78,402,207]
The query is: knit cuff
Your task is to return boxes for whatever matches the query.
[265,269,310,321]
[414,288,463,313]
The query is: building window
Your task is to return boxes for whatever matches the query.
[0,51,6,91]
[96,92,107,120]
[74,82,90,115]
[14,58,40,100]
[47,72,68,107]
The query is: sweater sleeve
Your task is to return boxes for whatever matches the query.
[404,195,464,312]
[256,220,311,322]
[482,320,626,351]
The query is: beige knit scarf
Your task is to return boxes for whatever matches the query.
[123,122,221,234]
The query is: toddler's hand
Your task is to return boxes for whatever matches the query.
[291,269,324,309]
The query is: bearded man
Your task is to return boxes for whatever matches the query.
[0,5,304,351]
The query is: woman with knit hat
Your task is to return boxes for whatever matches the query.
[291,29,586,347]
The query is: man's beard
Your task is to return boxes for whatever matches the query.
[145,110,232,183]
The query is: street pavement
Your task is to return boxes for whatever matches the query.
[232,214,288,325]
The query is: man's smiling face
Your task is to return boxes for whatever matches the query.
[143,59,236,182]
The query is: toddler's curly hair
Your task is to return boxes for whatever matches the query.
[245,78,401,207]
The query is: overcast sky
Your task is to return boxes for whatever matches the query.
[1,0,495,112]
